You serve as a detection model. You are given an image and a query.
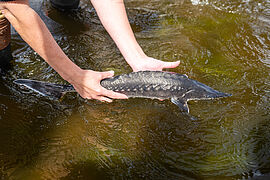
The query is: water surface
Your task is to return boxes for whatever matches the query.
[0,0,270,179]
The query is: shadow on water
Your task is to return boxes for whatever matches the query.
[1,0,270,179]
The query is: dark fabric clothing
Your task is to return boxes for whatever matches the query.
[0,44,12,72]
[0,0,13,68]
[50,0,80,10]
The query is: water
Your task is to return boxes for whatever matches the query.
[0,0,270,179]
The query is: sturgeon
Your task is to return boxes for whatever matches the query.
[14,71,231,113]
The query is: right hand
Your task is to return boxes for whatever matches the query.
[69,69,128,102]
[129,56,180,72]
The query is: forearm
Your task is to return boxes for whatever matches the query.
[90,0,147,66]
[0,1,128,101]
[1,3,81,81]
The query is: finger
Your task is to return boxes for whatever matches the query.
[101,88,128,99]
[81,93,92,100]
[100,70,115,79]
[98,96,113,103]
[162,61,180,69]
[73,86,87,99]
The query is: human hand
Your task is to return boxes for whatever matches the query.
[128,56,180,101]
[69,69,128,102]
[129,57,180,72]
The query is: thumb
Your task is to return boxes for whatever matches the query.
[162,61,180,69]
[101,70,115,79]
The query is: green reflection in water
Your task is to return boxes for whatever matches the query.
[0,0,270,179]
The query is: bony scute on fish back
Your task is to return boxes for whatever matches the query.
[13,71,231,113]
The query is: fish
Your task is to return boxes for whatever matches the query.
[13,71,231,113]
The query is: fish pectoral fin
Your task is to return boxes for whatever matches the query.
[171,98,189,113]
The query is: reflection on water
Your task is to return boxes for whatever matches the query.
[0,0,270,179]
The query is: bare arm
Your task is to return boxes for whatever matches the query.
[0,1,127,101]
[1,1,79,80]
[90,0,180,71]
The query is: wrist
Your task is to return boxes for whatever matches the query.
[121,46,147,66]
[55,60,83,84]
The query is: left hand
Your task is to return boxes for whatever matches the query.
[129,56,180,72]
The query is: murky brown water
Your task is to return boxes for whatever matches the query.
[0,0,270,179]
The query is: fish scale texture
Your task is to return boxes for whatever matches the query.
[59,71,229,100]
[14,71,231,112]
[100,71,190,99]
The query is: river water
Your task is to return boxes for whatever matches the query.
[0,0,270,179]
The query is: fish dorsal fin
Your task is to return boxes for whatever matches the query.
[171,97,189,113]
